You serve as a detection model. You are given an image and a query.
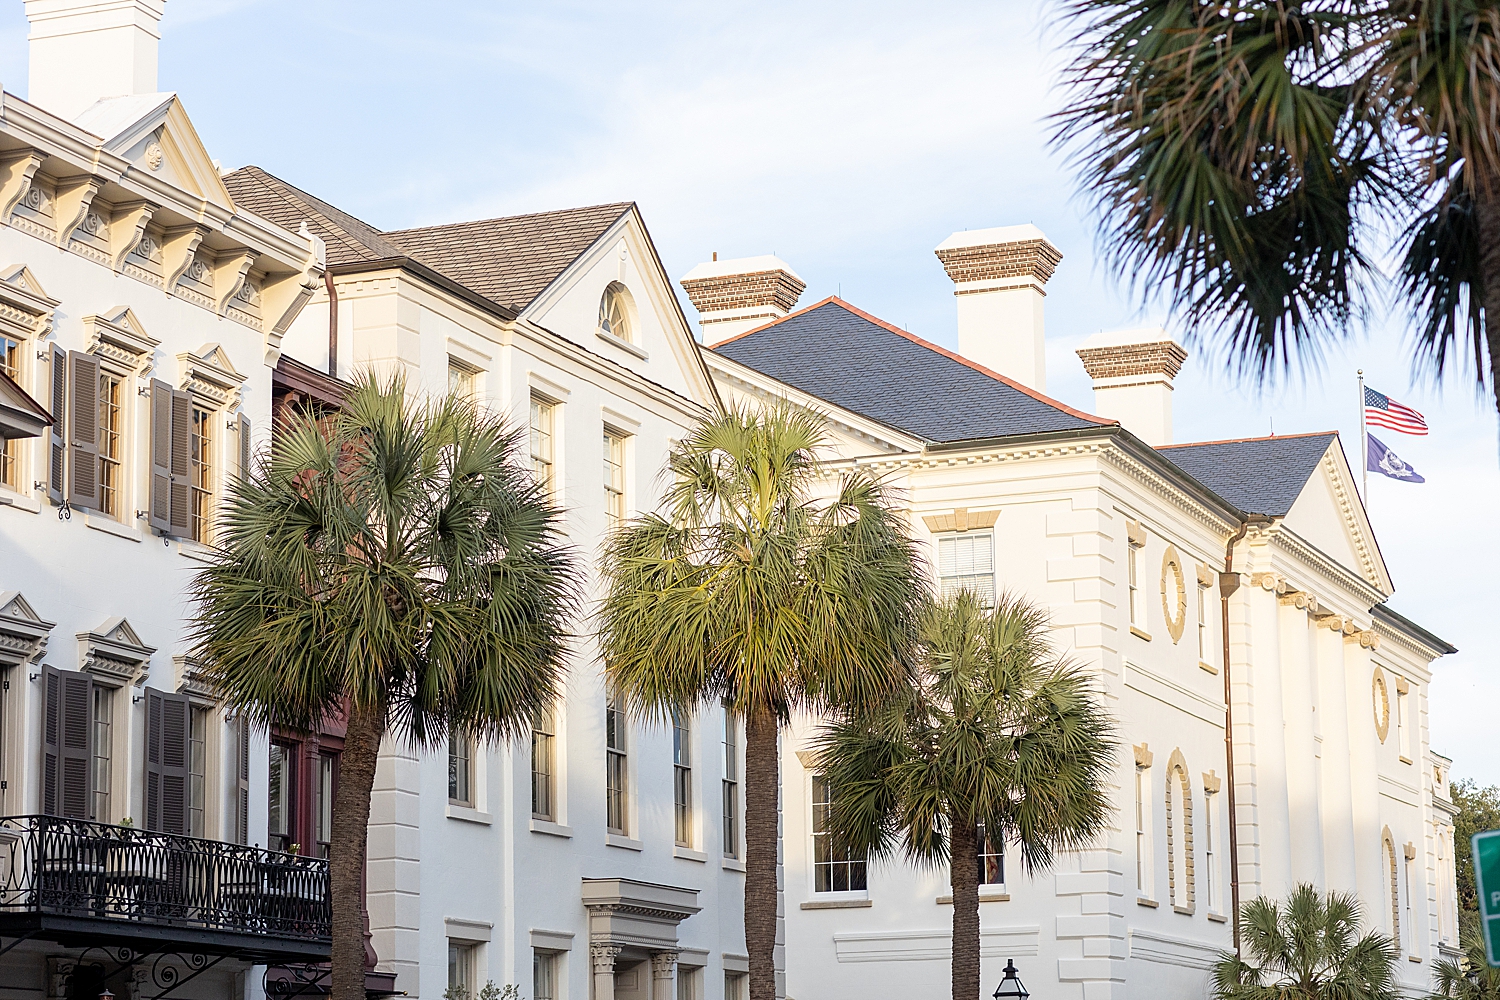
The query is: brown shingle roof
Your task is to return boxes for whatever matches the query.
[223,165,404,265]
[386,204,633,312]
[223,166,633,313]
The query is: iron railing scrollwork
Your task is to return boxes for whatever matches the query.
[0,815,330,943]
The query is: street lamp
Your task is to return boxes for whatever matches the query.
[992,959,1029,1000]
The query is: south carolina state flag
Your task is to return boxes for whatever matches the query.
[1367,433,1425,483]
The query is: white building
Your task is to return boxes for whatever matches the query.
[692,229,1462,999]
[0,2,330,999]
[227,166,749,1000]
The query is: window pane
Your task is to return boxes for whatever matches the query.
[269,742,293,852]
[533,950,555,1000]
[188,706,207,837]
[448,732,472,805]
[811,773,866,894]
[531,708,554,820]
[91,687,112,822]
[316,753,335,857]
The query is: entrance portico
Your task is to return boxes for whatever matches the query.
[581,878,700,1000]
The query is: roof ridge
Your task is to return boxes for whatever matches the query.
[1158,430,1338,450]
[712,296,1114,427]
[228,164,395,245]
[386,202,635,238]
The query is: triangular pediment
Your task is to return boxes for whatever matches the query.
[75,94,233,211]
[0,591,51,628]
[98,616,144,649]
[1282,438,1392,594]
[0,264,58,309]
[522,207,721,411]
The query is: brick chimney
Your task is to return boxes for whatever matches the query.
[934,224,1062,392]
[25,0,166,121]
[1075,327,1188,447]
[680,254,805,345]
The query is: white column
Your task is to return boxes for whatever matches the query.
[1316,621,1358,891]
[591,944,620,1000]
[1278,601,1325,888]
[650,951,678,1000]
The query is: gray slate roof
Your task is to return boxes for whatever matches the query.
[223,166,633,313]
[710,298,1111,443]
[1157,432,1338,516]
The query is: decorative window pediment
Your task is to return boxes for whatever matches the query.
[77,616,155,686]
[173,653,217,702]
[0,591,55,667]
[0,263,59,339]
[85,306,160,375]
[177,343,246,408]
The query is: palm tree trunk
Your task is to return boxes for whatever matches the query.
[949,815,981,1000]
[330,703,388,1000]
[1477,187,1500,423]
[745,708,780,1000]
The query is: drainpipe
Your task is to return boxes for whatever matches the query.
[324,270,338,378]
[1219,514,1273,958]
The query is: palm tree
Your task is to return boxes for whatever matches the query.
[1054,2,1500,419]
[596,402,925,1000]
[1431,915,1500,998]
[1212,884,1399,1000]
[190,373,577,1000]
[813,591,1115,1000]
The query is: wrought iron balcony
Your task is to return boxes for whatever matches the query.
[0,815,331,961]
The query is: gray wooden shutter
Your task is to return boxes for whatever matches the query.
[168,389,192,537]
[236,718,250,844]
[148,379,173,533]
[43,667,93,820]
[65,351,99,510]
[238,412,252,482]
[145,689,190,834]
[47,345,65,504]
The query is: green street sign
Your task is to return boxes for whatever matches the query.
[1474,829,1500,966]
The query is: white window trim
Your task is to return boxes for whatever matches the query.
[806,770,869,903]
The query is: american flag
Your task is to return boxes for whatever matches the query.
[1364,387,1428,436]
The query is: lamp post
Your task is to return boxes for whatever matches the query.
[992,959,1029,1000]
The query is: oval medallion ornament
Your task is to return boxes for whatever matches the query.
[1160,544,1187,644]
[1372,667,1390,742]
[145,141,164,171]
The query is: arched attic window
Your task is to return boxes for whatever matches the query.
[598,282,636,343]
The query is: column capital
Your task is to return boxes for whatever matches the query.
[650,950,679,979]
[590,943,622,974]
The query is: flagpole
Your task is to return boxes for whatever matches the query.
[1358,369,1369,510]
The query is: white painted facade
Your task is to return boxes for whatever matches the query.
[272,203,747,1000]
[0,3,325,998]
[700,244,1461,1000]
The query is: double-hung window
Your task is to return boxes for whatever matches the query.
[530,396,555,493]
[532,949,557,1000]
[1,335,21,489]
[97,371,123,517]
[187,705,209,838]
[532,707,555,821]
[606,690,628,834]
[977,822,1004,887]
[1128,538,1144,629]
[672,708,692,847]
[448,940,476,998]
[448,358,477,401]
[722,707,739,859]
[190,405,213,542]
[90,686,113,822]
[448,732,473,807]
[269,741,295,852]
[811,774,867,893]
[1197,581,1210,661]
[936,531,995,604]
[315,753,336,857]
[603,430,625,527]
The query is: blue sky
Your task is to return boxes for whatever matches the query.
[3,0,1493,781]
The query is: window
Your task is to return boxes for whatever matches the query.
[532,950,557,1000]
[812,774,867,892]
[90,687,113,822]
[269,741,294,852]
[598,282,634,342]
[1204,787,1218,912]
[188,705,208,838]
[529,396,555,492]
[1396,680,1412,762]
[1197,581,1209,661]
[531,707,555,820]
[448,358,477,401]
[190,405,213,542]
[1134,759,1153,898]
[676,966,701,1000]
[603,430,625,527]
[673,707,692,847]
[936,531,995,603]
[606,689,628,834]
[1128,539,1143,628]
[97,371,123,517]
[315,753,336,858]
[1,334,20,489]
[725,972,746,1000]
[722,706,739,859]
[977,822,1004,886]
[448,940,476,998]
[449,732,473,806]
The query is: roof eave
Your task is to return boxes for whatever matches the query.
[1372,603,1458,655]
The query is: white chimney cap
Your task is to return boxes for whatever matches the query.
[935,224,1049,252]
[680,254,802,284]
[1079,325,1180,350]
